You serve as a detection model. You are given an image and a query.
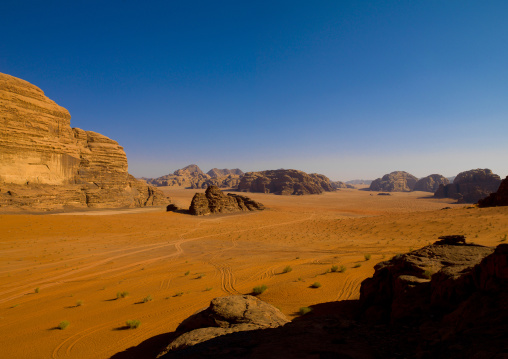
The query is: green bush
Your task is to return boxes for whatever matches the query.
[76,300,83,307]
[184,271,190,276]
[142,295,153,303]
[330,265,339,272]
[339,265,347,273]
[126,319,140,329]
[58,320,70,330]
[299,307,312,315]
[252,284,267,295]
[35,287,40,293]
[282,265,292,273]
[310,282,321,288]
[364,254,371,261]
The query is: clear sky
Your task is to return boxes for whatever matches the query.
[1,1,507,181]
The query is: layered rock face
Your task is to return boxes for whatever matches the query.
[145,165,243,189]
[478,176,508,207]
[369,171,418,192]
[189,186,264,215]
[434,168,501,203]
[157,295,289,355]
[412,174,449,192]
[237,169,334,195]
[0,72,168,211]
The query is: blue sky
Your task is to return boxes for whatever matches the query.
[1,1,507,181]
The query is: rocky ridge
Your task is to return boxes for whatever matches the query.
[369,171,418,192]
[413,174,449,192]
[145,165,243,189]
[434,168,501,203]
[152,237,507,358]
[0,72,168,211]
[189,186,264,215]
[238,169,334,195]
[478,175,508,207]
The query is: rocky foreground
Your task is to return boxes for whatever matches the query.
[147,236,507,358]
[0,72,168,211]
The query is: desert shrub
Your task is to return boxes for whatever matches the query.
[35,287,40,293]
[116,291,129,299]
[204,287,212,291]
[142,295,153,303]
[126,320,140,329]
[353,264,361,268]
[423,270,433,279]
[330,265,339,272]
[184,271,190,276]
[364,254,371,261]
[310,282,321,288]
[58,320,70,330]
[299,307,312,315]
[174,292,184,297]
[252,284,267,295]
[76,300,83,307]
[282,265,292,273]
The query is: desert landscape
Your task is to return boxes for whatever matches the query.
[1,186,507,358]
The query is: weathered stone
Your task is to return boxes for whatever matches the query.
[369,171,418,192]
[157,295,289,355]
[145,165,244,189]
[434,168,501,203]
[478,176,508,207]
[238,169,334,195]
[189,186,264,215]
[413,174,449,192]
[0,72,168,211]
[206,168,244,178]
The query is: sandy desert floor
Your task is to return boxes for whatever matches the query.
[0,188,507,359]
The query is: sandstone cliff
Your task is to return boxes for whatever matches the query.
[412,174,449,192]
[237,169,334,195]
[206,168,244,178]
[369,171,418,192]
[0,72,168,211]
[434,168,501,203]
[189,186,264,215]
[478,175,508,207]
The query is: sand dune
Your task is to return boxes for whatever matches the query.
[0,189,506,358]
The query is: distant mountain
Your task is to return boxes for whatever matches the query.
[207,168,244,178]
[369,171,418,192]
[345,179,373,185]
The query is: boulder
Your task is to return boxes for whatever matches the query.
[0,72,168,211]
[157,295,289,355]
[413,174,449,192]
[189,186,264,215]
[478,176,508,207]
[369,171,418,192]
[238,169,334,195]
[434,168,501,203]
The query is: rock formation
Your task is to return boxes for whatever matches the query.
[330,181,354,189]
[0,72,168,211]
[189,186,264,215]
[369,171,418,192]
[434,168,501,203]
[154,238,508,359]
[145,165,243,189]
[157,295,289,355]
[206,168,244,178]
[412,174,449,192]
[237,169,334,195]
[346,179,373,185]
[478,176,508,207]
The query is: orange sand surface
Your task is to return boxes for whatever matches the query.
[1,189,507,358]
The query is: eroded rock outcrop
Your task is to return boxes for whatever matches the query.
[413,174,449,192]
[157,295,289,355]
[145,165,243,189]
[238,169,334,195]
[189,186,264,215]
[369,171,418,192]
[478,176,508,207]
[0,72,168,211]
[434,168,501,203]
